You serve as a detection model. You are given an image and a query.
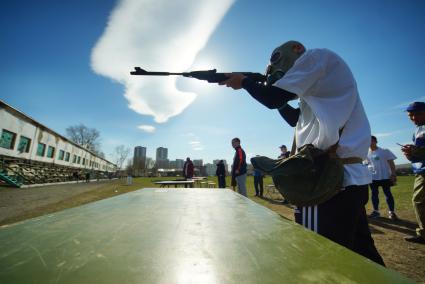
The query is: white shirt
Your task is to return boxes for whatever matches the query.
[366,147,397,180]
[274,48,372,187]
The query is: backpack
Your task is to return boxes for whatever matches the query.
[251,144,346,207]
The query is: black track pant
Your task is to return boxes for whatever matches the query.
[294,185,385,266]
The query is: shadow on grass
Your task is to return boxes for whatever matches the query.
[259,195,293,207]
[369,217,417,235]
[369,225,385,234]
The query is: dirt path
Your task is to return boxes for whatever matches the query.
[0,182,424,282]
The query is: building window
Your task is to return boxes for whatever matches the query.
[65,152,70,162]
[82,158,85,165]
[47,146,55,158]
[37,143,46,156]
[73,155,77,163]
[0,129,17,150]
[58,150,65,160]
[17,136,31,153]
[77,156,81,164]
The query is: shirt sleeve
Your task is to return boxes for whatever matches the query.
[273,49,326,98]
[242,78,297,109]
[384,149,397,160]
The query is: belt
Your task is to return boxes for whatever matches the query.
[340,157,363,164]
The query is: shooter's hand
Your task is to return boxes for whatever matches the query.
[218,73,246,90]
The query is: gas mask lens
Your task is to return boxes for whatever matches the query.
[270,51,281,64]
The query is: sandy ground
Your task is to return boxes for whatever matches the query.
[0,182,424,282]
[257,195,425,283]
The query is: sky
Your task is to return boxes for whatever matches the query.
[1,0,425,166]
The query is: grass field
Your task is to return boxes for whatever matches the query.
[0,175,424,281]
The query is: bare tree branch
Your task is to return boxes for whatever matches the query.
[112,145,130,170]
[66,124,103,156]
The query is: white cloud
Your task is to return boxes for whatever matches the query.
[137,124,155,133]
[189,141,201,145]
[374,132,394,138]
[373,129,412,139]
[91,0,234,123]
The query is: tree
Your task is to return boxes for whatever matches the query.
[66,124,103,156]
[112,145,130,170]
[125,159,134,176]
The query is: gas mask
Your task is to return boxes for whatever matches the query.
[265,41,305,85]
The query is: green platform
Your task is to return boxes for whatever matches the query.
[0,188,413,283]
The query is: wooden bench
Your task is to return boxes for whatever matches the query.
[207,182,216,188]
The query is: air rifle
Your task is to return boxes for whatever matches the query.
[130,67,266,83]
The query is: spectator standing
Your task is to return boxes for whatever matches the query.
[277,145,290,204]
[183,157,194,188]
[366,136,398,220]
[401,102,425,244]
[216,160,226,188]
[278,145,290,159]
[231,138,247,197]
[253,167,264,197]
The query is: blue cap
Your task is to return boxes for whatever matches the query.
[279,145,287,148]
[406,102,425,112]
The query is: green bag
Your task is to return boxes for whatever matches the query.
[251,144,344,207]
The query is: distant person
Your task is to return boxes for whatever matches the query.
[401,102,425,244]
[73,171,79,183]
[231,138,247,197]
[365,136,398,220]
[183,157,194,188]
[253,165,264,197]
[85,172,90,183]
[278,145,290,159]
[216,160,226,188]
[126,174,133,185]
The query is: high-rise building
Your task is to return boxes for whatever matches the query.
[133,146,147,176]
[156,147,168,160]
[156,147,169,169]
[193,159,203,167]
[169,160,177,169]
[175,159,184,169]
[204,163,216,176]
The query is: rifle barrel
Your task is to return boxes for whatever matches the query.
[130,67,184,76]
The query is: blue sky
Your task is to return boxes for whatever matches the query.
[1,0,425,165]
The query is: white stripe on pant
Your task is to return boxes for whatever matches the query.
[301,206,318,233]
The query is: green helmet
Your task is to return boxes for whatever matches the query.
[266,40,305,85]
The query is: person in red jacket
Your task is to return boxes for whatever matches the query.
[231,138,247,196]
[183,157,194,188]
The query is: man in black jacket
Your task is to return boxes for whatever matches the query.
[231,137,247,196]
[216,160,226,188]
